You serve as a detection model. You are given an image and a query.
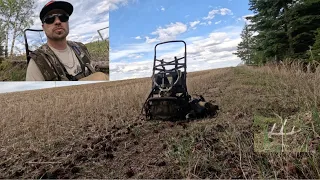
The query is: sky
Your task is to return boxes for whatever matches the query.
[0,0,254,94]
[109,0,253,81]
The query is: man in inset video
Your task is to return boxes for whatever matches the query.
[26,0,108,81]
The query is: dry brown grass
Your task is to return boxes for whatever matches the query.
[0,65,319,179]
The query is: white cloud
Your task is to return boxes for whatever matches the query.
[110,26,243,81]
[108,0,131,11]
[110,60,153,80]
[215,20,221,24]
[234,14,254,25]
[69,21,109,43]
[184,36,204,42]
[95,0,110,14]
[203,8,233,20]
[190,20,200,28]
[145,22,188,43]
[203,9,219,20]
[135,36,142,40]
[161,6,165,11]
[110,43,153,60]
[110,39,186,61]
[220,8,233,15]
[145,36,158,44]
[128,53,144,59]
[242,14,254,24]
[193,32,229,47]
[199,21,212,26]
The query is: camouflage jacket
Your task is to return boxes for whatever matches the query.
[29,41,96,81]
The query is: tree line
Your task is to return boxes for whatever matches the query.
[0,0,35,58]
[235,0,320,65]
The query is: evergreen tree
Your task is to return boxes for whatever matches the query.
[245,0,320,63]
[288,0,320,58]
[246,0,293,61]
[234,23,254,64]
[310,28,320,61]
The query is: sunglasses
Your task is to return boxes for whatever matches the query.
[43,14,69,24]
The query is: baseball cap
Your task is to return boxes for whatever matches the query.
[40,0,73,21]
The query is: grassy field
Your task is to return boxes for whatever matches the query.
[0,40,109,81]
[86,40,109,62]
[0,60,27,81]
[0,65,319,178]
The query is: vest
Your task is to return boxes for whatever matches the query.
[28,41,96,81]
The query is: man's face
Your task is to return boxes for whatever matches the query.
[42,9,69,41]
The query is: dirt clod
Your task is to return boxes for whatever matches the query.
[234,112,244,119]
[71,167,81,174]
[104,153,114,159]
[162,144,167,149]
[153,129,159,133]
[215,124,226,132]
[125,168,135,178]
[157,161,166,166]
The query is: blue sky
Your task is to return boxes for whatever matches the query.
[0,0,254,94]
[109,0,253,80]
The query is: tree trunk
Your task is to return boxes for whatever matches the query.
[10,1,24,57]
[10,21,17,57]
[284,4,293,56]
[5,26,9,58]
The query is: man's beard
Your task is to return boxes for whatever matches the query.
[47,28,68,41]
